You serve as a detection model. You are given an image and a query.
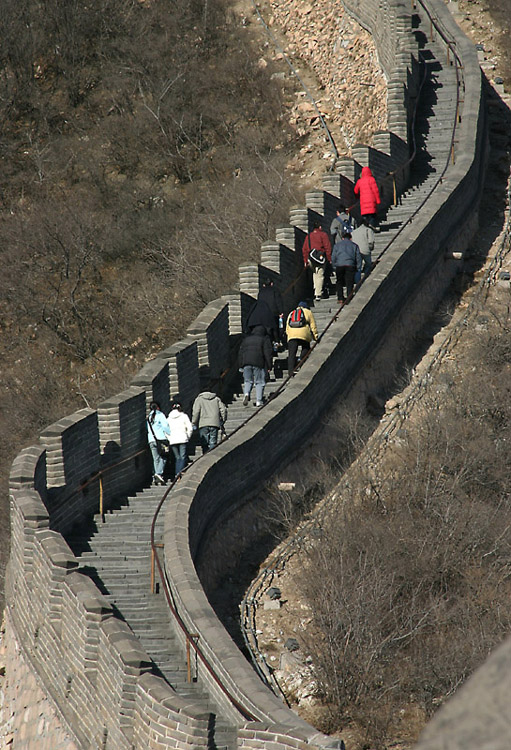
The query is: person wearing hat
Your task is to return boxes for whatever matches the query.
[167,400,193,478]
[331,227,362,303]
[285,301,318,374]
[302,220,332,301]
[354,166,381,229]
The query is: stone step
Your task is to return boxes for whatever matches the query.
[67,22,457,749]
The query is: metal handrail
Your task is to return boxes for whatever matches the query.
[148,0,466,719]
[241,170,511,700]
[149,482,257,720]
[240,2,467,695]
[49,446,148,525]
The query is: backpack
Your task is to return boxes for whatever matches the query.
[341,218,353,236]
[288,307,307,328]
[309,247,326,267]
[335,217,353,240]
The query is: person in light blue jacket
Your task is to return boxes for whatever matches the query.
[146,401,171,485]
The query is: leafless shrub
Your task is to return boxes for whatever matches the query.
[0,0,305,572]
[296,337,511,745]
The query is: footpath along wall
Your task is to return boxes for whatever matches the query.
[2,0,487,747]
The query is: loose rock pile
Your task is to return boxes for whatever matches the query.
[266,0,387,156]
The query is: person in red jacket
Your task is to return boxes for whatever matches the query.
[302,220,332,301]
[354,166,381,230]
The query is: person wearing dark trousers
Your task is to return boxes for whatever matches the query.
[192,391,227,453]
[351,218,375,278]
[354,166,381,230]
[285,301,318,374]
[257,277,284,347]
[330,202,356,246]
[331,229,362,303]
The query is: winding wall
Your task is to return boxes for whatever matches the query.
[3,0,487,747]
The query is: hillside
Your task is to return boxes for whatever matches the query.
[0,0,386,596]
[242,1,511,748]
[1,0,509,747]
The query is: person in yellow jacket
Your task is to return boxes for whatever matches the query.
[285,301,318,374]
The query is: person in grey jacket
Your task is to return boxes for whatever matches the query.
[330,203,357,245]
[331,229,362,303]
[192,391,227,453]
[351,218,375,277]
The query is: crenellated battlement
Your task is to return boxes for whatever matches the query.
[3,0,488,747]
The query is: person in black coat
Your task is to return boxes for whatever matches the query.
[246,278,283,344]
[258,278,283,326]
[239,325,273,407]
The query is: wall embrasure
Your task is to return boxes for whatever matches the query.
[3,0,487,747]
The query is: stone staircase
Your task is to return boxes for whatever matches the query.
[69,491,238,750]
[67,9,461,747]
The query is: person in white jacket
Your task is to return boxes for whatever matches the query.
[167,401,193,478]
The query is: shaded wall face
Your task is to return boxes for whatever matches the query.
[3,0,487,746]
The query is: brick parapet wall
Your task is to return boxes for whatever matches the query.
[161,0,487,729]
[4,0,488,747]
[5,486,213,750]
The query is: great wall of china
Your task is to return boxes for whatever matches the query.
[2,0,495,747]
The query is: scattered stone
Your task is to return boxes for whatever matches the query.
[269,0,387,164]
[285,637,300,652]
[278,482,296,491]
[279,650,302,672]
[264,599,282,610]
[267,586,282,600]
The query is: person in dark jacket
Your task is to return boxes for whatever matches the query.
[257,278,283,320]
[239,325,273,407]
[257,278,283,346]
[245,298,277,342]
[331,229,362,303]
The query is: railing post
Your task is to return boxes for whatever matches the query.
[187,634,200,682]
[150,543,164,593]
[99,474,104,520]
[150,548,155,593]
